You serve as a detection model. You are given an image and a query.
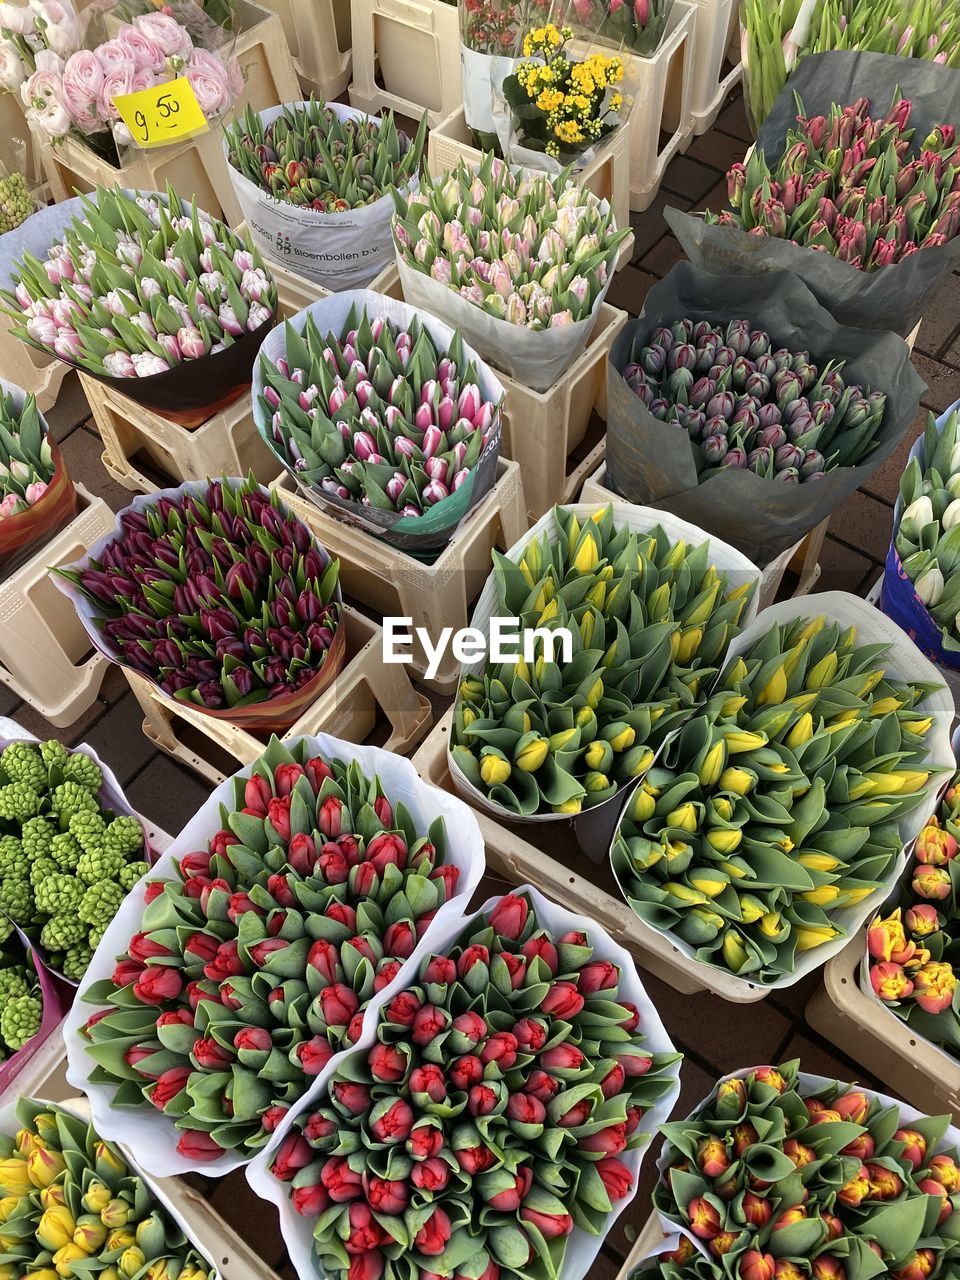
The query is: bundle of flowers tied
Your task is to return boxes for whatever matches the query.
[0,380,77,570]
[0,1098,215,1280]
[66,734,481,1173]
[253,292,504,554]
[53,477,343,733]
[449,503,759,820]
[667,53,960,335]
[225,100,427,289]
[610,594,953,989]
[249,886,681,1280]
[0,185,276,423]
[0,945,44,1062]
[640,1059,960,1280]
[0,736,148,982]
[866,749,960,1053]
[391,153,628,390]
[880,403,960,669]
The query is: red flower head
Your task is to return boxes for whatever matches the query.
[307,939,341,985]
[250,939,288,967]
[305,756,333,793]
[184,932,219,963]
[458,944,489,979]
[596,1156,632,1201]
[209,830,239,858]
[385,990,422,1026]
[409,1064,446,1102]
[319,848,350,884]
[319,984,359,1027]
[267,795,292,842]
[619,1001,641,1033]
[318,797,344,838]
[520,1205,573,1239]
[193,1037,232,1071]
[262,1105,289,1133]
[133,965,183,1006]
[112,957,146,988]
[288,832,318,875]
[320,1156,363,1203]
[540,982,585,1019]
[500,952,527,989]
[521,934,558,974]
[414,1207,451,1257]
[489,894,529,940]
[370,1099,415,1144]
[507,1094,546,1126]
[689,1196,721,1239]
[180,851,213,879]
[143,880,166,904]
[129,933,172,962]
[157,1008,194,1028]
[468,1085,500,1116]
[513,1017,548,1053]
[412,1004,449,1046]
[411,1157,450,1194]
[369,1043,407,1084]
[272,1133,313,1180]
[373,794,393,826]
[423,955,456,985]
[347,1254,383,1280]
[304,1112,336,1144]
[524,1069,562,1103]
[124,1045,158,1078]
[582,1122,627,1155]
[149,1066,191,1110]
[599,1062,626,1099]
[449,1054,483,1091]
[345,1202,385,1255]
[204,940,245,983]
[244,774,272,816]
[383,921,416,959]
[175,1130,225,1162]
[896,1129,928,1170]
[407,1123,443,1161]
[292,1183,328,1217]
[366,1177,408,1216]
[578,960,619,994]
[540,1044,584,1073]
[367,832,407,874]
[374,959,402,992]
[274,763,305,797]
[297,1037,335,1075]
[325,900,357,932]
[429,863,460,900]
[480,1031,518,1070]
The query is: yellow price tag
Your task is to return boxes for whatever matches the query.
[113,77,209,150]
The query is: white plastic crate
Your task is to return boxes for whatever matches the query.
[259,0,352,99]
[685,0,742,135]
[0,486,114,727]
[231,0,303,115]
[626,0,697,212]
[348,0,461,127]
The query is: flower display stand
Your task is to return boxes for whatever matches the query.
[126,607,433,786]
[234,223,329,318]
[41,129,242,228]
[0,485,114,727]
[78,372,280,494]
[426,106,635,271]
[231,0,303,116]
[685,0,742,136]
[806,931,960,1125]
[580,462,826,608]
[373,264,627,523]
[348,0,462,128]
[259,0,352,100]
[272,457,527,695]
[626,0,698,212]
[413,707,772,1001]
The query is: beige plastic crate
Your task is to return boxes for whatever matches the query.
[0,313,70,414]
[259,0,352,99]
[413,707,769,999]
[685,0,742,135]
[579,462,826,609]
[348,0,462,127]
[231,0,303,114]
[0,485,113,728]
[235,222,329,318]
[272,456,527,694]
[79,372,280,493]
[373,262,627,523]
[126,606,432,785]
[807,931,960,1124]
[626,0,697,211]
[426,105,635,271]
[41,128,242,227]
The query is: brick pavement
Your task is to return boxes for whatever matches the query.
[18,84,956,1275]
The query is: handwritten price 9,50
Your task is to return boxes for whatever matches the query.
[113,77,209,150]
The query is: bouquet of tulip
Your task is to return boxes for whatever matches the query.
[0,1098,215,1280]
[708,94,960,269]
[606,262,923,565]
[0,737,148,982]
[459,0,551,148]
[611,605,950,986]
[449,504,757,819]
[259,889,681,1280]
[866,764,960,1053]
[0,0,82,98]
[0,381,78,570]
[54,477,344,733]
[881,405,960,668]
[254,295,503,552]
[393,154,628,389]
[741,0,960,131]
[667,56,960,336]
[501,23,626,164]
[225,101,428,289]
[621,316,886,483]
[20,3,237,151]
[1,185,276,422]
[75,734,476,1165]
[571,0,670,55]
[653,1060,960,1280]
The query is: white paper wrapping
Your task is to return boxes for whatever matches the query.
[447,501,762,828]
[461,46,517,136]
[245,881,682,1280]
[609,590,957,999]
[62,731,486,1178]
[225,103,417,291]
[653,1068,960,1257]
[395,245,615,393]
[0,1096,222,1280]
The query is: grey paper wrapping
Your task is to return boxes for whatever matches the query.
[605,261,925,565]
[667,51,960,336]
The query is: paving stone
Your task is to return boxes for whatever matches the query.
[607,266,658,316]
[80,693,157,786]
[630,189,693,262]
[99,666,130,706]
[777,1029,885,1095]
[911,352,960,416]
[685,128,747,175]
[124,754,214,835]
[859,406,927,505]
[206,1171,287,1270]
[825,490,895,565]
[662,155,721,204]
[0,687,24,720]
[914,274,960,361]
[59,425,132,513]
[10,695,111,747]
[715,95,753,142]
[44,372,91,443]
[639,234,685,279]
[816,534,875,595]
[768,965,829,1022]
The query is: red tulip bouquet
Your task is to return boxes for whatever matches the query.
[247,885,681,1280]
[650,1060,960,1280]
[62,734,483,1177]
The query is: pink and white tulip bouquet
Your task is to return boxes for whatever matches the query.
[77,736,468,1163]
[20,3,237,150]
[1,185,276,420]
[267,890,680,1280]
[0,381,77,569]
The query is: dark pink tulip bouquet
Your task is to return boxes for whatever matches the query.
[265,890,681,1280]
